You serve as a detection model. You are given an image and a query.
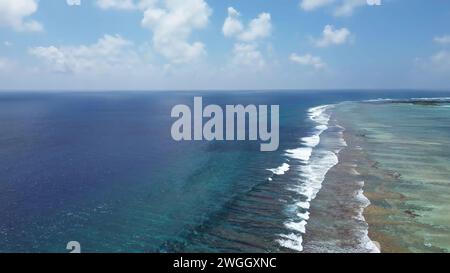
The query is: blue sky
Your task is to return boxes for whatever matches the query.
[0,0,450,90]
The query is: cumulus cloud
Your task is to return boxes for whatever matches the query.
[434,35,450,46]
[238,13,272,42]
[290,53,326,69]
[222,7,244,38]
[222,7,272,69]
[67,0,81,6]
[314,25,351,47]
[139,0,212,64]
[0,0,43,32]
[29,34,140,73]
[96,0,211,64]
[223,7,272,42]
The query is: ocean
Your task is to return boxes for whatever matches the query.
[0,90,449,253]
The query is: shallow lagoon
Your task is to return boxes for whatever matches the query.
[334,100,450,252]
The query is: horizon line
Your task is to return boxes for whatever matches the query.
[1,88,450,93]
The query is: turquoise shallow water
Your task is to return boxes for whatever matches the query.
[1,91,450,253]
[334,99,450,252]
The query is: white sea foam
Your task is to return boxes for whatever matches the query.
[334,133,348,153]
[277,233,303,252]
[363,98,394,103]
[285,220,307,234]
[410,97,450,101]
[267,163,290,176]
[353,180,381,253]
[278,104,343,252]
[315,124,328,133]
[364,97,450,103]
[308,105,333,125]
[365,239,381,253]
[354,189,370,221]
[297,211,310,220]
[301,135,321,147]
[285,147,313,162]
[283,106,334,164]
[280,149,339,250]
[297,151,339,200]
[295,201,311,210]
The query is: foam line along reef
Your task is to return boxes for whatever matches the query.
[276,105,345,252]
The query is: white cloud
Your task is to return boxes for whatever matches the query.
[299,0,381,16]
[96,0,157,10]
[366,0,381,6]
[222,7,272,69]
[238,13,272,42]
[0,0,43,32]
[95,0,210,63]
[96,0,136,10]
[223,8,272,42]
[67,0,81,6]
[29,34,140,73]
[434,35,450,46]
[223,7,244,38]
[140,0,212,64]
[334,0,366,17]
[300,0,335,11]
[290,53,326,69]
[314,25,351,47]
[232,43,265,69]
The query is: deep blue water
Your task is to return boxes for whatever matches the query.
[0,90,449,253]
